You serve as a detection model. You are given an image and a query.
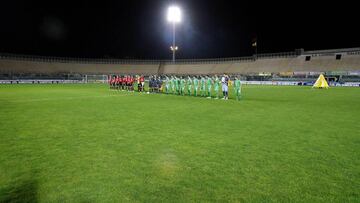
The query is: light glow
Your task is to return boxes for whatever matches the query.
[167,6,181,23]
[170,46,178,51]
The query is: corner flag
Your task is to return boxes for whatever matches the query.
[313,74,329,88]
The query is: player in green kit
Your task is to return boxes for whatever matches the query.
[175,76,180,95]
[187,76,192,96]
[234,76,242,101]
[213,75,220,99]
[200,76,206,97]
[171,76,175,94]
[165,76,170,94]
[206,76,213,98]
[180,76,186,95]
[193,76,199,96]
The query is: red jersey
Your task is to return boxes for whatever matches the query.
[136,76,140,83]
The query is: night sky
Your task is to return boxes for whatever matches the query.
[1,0,359,59]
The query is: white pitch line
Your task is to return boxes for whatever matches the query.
[0,92,139,103]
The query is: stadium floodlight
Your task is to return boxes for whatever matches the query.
[167,6,181,23]
[167,6,181,62]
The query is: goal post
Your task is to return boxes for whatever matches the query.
[84,75,108,84]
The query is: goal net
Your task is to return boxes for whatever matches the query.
[84,75,108,84]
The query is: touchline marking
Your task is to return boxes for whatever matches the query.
[1,93,139,103]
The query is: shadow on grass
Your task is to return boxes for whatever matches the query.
[0,180,38,203]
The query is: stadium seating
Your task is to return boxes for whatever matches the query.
[1,48,359,76]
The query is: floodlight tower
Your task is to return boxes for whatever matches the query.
[167,6,181,62]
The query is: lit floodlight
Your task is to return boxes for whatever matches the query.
[167,6,181,23]
[167,6,182,62]
[170,46,178,51]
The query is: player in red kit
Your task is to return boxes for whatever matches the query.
[111,75,116,89]
[120,76,125,90]
[126,75,130,91]
[136,75,141,92]
[116,75,121,90]
[130,75,135,91]
[120,75,124,90]
[140,75,145,92]
[114,75,118,90]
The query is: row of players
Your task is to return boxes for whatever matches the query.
[109,75,145,92]
[109,74,242,100]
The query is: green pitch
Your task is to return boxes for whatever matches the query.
[0,84,359,202]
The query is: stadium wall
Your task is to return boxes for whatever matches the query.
[161,55,360,75]
[1,48,359,75]
[0,60,160,75]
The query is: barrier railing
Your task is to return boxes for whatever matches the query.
[0,52,298,64]
[303,47,360,56]
[1,47,359,64]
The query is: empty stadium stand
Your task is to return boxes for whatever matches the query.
[0,48,359,80]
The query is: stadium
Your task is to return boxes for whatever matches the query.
[1,47,360,85]
[1,1,360,202]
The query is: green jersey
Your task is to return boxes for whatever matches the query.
[207,78,212,86]
[213,77,220,97]
[214,77,220,88]
[234,79,241,89]
[201,78,206,88]
[175,78,180,88]
[193,78,199,87]
[180,79,186,88]
[187,78,193,87]
[234,79,242,100]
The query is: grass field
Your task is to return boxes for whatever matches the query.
[0,84,359,202]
